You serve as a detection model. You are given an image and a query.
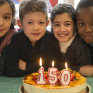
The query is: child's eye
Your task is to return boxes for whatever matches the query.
[4,16,10,19]
[78,23,84,26]
[65,23,71,26]
[39,22,45,25]
[54,24,60,27]
[28,22,32,24]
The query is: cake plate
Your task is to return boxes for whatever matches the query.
[19,84,92,93]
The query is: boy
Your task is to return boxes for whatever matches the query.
[76,0,93,76]
[4,0,51,77]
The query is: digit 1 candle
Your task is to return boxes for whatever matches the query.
[36,58,46,85]
[48,61,58,85]
[60,62,71,86]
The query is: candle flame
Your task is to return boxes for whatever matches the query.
[52,61,54,67]
[65,62,68,69]
[40,58,42,67]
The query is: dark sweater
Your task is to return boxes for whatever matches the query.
[0,45,9,76]
[92,47,93,65]
[53,34,91,71]
[4,31,55,77]
[0,28,16,76]
[89,45,93,65]
[4,31,91,77]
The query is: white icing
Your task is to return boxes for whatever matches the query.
[23,82,87,93]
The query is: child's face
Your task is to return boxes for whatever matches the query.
[53,13,75,42]
[0,3,12,37]
[77,7,93,44]
[21,11,47,44]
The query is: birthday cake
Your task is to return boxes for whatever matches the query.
[23,69,87,93]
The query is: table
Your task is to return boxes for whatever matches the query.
[0,76,23,93]
[87,77,93,93]
[0,76,93,93]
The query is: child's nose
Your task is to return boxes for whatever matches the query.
[0,18,4,26]
[60,25,65,32]
[34,23,39,30]
[85,25,93,33]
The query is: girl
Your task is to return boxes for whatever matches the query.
[50,4,92,76]
[0,0,17,76]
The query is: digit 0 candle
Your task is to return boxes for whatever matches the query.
[60,62,71,86]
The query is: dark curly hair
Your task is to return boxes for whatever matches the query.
[76,0,93,13]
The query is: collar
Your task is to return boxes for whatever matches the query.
[59,33,76,53]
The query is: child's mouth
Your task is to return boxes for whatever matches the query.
[0,29,4,32]
[32,33,40,35]
[83,35,93,38]
[58,34,68,37]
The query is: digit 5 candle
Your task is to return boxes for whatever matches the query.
[48,61,58,85]
[36,58,46,85]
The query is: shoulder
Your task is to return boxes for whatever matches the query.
[13,30,27,40]
[41,31,57,44]
[14,30,24,37]
[69,34,91,54]
[72,34,89,48]
[11,30,30,46]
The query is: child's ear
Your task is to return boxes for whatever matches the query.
[17,20,23,29]
[46,20,49,27]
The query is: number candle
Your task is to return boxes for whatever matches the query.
[36,58,46,85]
[60,62,71,86]
[48,61,58,85]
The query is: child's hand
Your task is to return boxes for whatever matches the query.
[18,59,26,70]
[79,65,93,77]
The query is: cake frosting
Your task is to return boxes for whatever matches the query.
[23,70,87,93]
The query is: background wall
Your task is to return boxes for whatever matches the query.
[13,0,81,31]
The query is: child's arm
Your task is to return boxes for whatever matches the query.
[79,65,93,77]
[69,36,92,76]
[4,33,30,77]
[18,59,26,70]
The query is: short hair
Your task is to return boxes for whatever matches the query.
[50,4,77,25]
[0,0,16,28]
[19,0,48,22]
[76,0,93,12]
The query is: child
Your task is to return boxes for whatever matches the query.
[4,0,52,77]
[76,0,93,76]
[50,4,92,76]
[0,0,17,76]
